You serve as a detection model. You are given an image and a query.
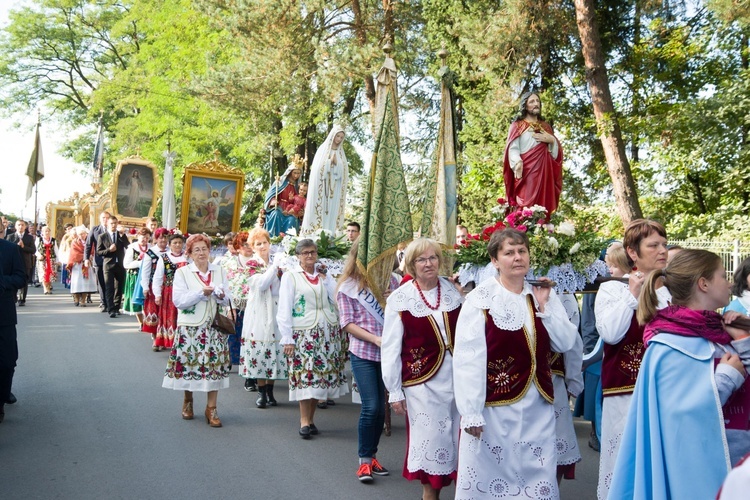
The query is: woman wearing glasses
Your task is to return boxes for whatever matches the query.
[381,238,464,500]
[278,239,348,438]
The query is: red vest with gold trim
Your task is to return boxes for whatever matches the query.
[399,308,460,387]
[484,296,554,406]
[601,314,644,397]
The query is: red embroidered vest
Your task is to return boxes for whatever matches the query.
[399,308,460,387]
[601,314,644,397]
[484,296,554,406]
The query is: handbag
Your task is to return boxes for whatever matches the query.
[211,301,236,336]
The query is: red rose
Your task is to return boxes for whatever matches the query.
[497,197,506,205]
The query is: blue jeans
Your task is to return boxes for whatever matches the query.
[350,353,386,458]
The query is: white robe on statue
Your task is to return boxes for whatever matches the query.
[300,124,348,235]
[453,278,578,499]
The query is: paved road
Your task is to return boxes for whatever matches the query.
[1,287,598,499]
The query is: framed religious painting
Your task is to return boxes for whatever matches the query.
[179,155,245,236]
[46,202,76,242]
[110,156,160,225]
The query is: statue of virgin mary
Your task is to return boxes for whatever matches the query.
[300,124,348,235]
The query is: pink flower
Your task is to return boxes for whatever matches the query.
[517,225,528,232]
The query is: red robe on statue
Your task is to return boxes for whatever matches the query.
[503,119,563,214]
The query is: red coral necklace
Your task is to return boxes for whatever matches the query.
[415,279,441,310]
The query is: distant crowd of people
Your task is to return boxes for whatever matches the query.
[3,212,750,499]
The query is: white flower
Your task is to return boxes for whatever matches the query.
[556,221,576,237]
[569,242,581,255]
[544,223,555,233]
[490,204,504,216]
[216,233,222,237]
[547,236,559,251]
[528,204,548,214]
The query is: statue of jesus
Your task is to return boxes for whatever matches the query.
[502,92,563,214]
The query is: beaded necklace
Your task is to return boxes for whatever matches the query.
[414,279,441,311]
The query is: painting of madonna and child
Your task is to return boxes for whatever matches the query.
[183,173,243,236]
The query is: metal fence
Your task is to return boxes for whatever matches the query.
[669,239,750,280]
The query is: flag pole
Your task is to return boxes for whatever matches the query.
[34,109,40,225]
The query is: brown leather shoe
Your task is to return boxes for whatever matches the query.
[205,406,222,427]
[182,393,194,420]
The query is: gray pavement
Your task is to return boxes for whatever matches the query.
[1,287,598,499]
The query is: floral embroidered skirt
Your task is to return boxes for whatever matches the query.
[240,315,288,382]
[122,269,142,314]
[155,285,178,349]
[287,320,349,401]
[162,323,231,392]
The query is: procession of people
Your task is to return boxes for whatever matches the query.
[4,109,750,500]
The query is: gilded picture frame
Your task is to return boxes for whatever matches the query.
[45,202,76,242]
[179,157,245,236]
[111,156,160,225]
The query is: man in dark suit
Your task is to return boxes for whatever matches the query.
[86,211,110,311]
[96,215,129,318]
[0,237,28,423]
[1,216,15,239]
[5,220,35,306]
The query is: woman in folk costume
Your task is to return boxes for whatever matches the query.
[609,249,750,499]
[67,226,97,306]
[140,228,169,350]
[300,124,348,235]
[336,240,400,483]
[122,228,151,326]
[594,219,671,500]
[553,294,584,483]
[240,227,287,408]
[381,238,464,500]
[452,229,578,500]
[163,234,232,427]
[35,225,59,295]
[263,161,302,238]
[278,239,349,439]
[153,233,188,350]
[219,231,255,368]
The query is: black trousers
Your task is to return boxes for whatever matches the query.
[18,264,32,302]
[0,324,18,404]
[103,266,125,314]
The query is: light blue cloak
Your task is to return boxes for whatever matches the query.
[609,333,730,499]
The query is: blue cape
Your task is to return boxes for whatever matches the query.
[609,333,730,499]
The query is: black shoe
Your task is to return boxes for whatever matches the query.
[17,301,25,307]
[326,399,335,406]
[266,386,277,406]
[109,312,117,318]
[317,401,328,409]
[299,426,311,439]
[244,379,253,392]
[256,386,268,409]
[309,423,319,435]
[6,393,17,405]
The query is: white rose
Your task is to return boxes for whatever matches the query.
[557,221,576,237]
[547,236,559,251]
[569,242,581,255]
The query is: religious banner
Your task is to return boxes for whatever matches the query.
[357,48,413,305]
[420,51,458,274]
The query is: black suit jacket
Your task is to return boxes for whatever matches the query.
[5,231,35,270]
[0,238,28,326]
[96,231,129,270]
[86,225,107,266]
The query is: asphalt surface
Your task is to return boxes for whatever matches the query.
[1,286,598,499]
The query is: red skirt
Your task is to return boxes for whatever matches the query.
[155,285,178,349]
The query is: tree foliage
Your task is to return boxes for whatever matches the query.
[0,0,747,238]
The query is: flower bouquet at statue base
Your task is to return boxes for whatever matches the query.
[455,199,607,293]
[270,227,350,277]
